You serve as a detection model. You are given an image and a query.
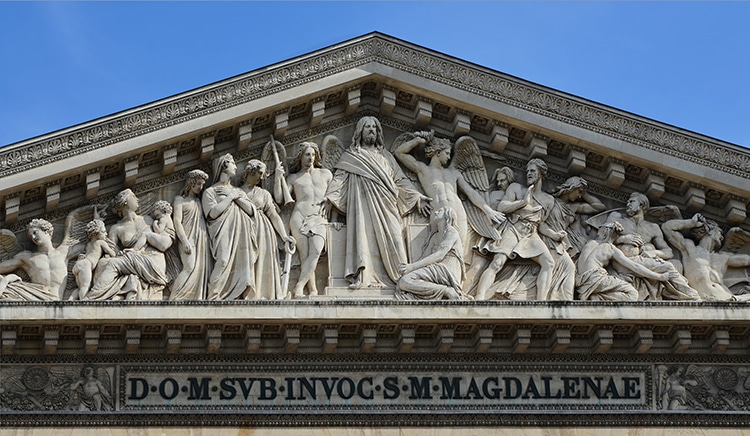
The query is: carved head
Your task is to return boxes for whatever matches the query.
[691,218,722,248]
[626,192,649,216]
[598,221,624,242]
[212,154,236,184]
[553,176,588,199]
[352,116,384,150]
[290,142,322,173]
[526,158,547,185]
[433,206,457,229]
[112,189,138,216]
[493,167,515,191]
[242,159,267,186]
[85,219,107,240]
[152,200,173,218]
[182,169,209,197]
[27,218,54,239]
[425,137,452,166]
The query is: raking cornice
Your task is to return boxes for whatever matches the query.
[1,32,748,180]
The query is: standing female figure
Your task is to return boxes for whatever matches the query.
[241,159,296,300]
[170,169,211,300]
[202,154,258,300]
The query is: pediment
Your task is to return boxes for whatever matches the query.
[5,33,750,427]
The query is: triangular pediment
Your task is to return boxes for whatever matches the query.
[4,32,750,428]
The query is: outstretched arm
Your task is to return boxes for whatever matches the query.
[457,175,505,224]
[662,214,702,256]
[393,136,427,176]
[612,246,669,281]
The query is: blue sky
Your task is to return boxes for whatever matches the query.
[1,2,749,148]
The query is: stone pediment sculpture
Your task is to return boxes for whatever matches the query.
[1,33,749,304]
[4,32,750,429]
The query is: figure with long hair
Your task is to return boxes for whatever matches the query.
[170,169,211,300]
[324,116,429,289]
[285,142,332,298]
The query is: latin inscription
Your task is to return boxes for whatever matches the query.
[123,371,645,409]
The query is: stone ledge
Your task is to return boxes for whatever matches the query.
[1,300,749,324]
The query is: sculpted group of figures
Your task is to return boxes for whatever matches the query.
[2,116,750,302]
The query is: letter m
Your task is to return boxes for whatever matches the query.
[188,377,212,400]
[439,377,462,399]
[408,377,433,399]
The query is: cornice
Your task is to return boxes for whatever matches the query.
[1,33,748,182]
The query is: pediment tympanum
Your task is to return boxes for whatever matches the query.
[2,33,750,427]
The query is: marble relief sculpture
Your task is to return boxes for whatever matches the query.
[240,159,296,300]
[202,154,259,300]
[470,158,566,301]
[0,218,77,301]
[3,115,750,304]
[324,116,430,289]
[551,176,606,259]
[85,189,175,301]
[396,207,469,300]
[170,169,210,300]
[393,132,505,262]
[70,219,117,300]
[284,141,333,299]
[662,213,750,301]
[602,193,700,301]
[576,221,668,301]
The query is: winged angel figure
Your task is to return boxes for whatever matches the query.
[656,365,711,410]
[392,131,505,261]
[0,364,112,411]
[0,206,105,301]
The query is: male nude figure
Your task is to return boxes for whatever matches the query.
[285,142,333,298]
[605,192,700,301]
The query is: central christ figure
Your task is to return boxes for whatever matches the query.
[324,116,428,289]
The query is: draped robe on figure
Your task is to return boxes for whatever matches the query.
[326,146,421,288]
[244,186,284,300]
[169,197,211,300]
[202,186,257,300]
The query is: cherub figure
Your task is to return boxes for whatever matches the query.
[70,219,117,300]
[0,216,80,301]
[131,200,174,251]
[68,365,112,411]
[658,366,701,411]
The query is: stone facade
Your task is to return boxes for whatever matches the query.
[1,33,750,428]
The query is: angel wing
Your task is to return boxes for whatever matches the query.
[451,136,501,240]
[723,227,750,253]
[63,205,109,247]
[646,205,682,223]
[0,229,22,263]
[321,134,346,170]
[261,138,286,189]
